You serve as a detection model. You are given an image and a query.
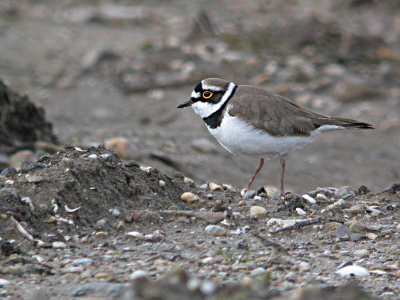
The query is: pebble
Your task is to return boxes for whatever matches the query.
[209,182,222,191]
[73,258,93,265]
[191,138,218,153]
[335,186,357,199]
[183,177,193,184]
[336,265,370,277]
[302,194,316,204]
[335,224,352,239]
[158,180,166,187]
[62,266,84,274]
[94,272,110,279]
[349,204,365,214]
[126,231,144,239]
[366,233,378,240]
[316,193,329,201]
[199,281,216,295]
[250,267,266,277]
[111,207,121,218]
[204,225,226,236]
[242,190,256,199]
[249,206,267,217]
[130,270,148,280]
[354,249,370,257]
[104,137,139,160]
[9,150,34,170]
[199,183,208,190]
[298,262,311,272]
[0,279,11,287]
[26,175,44,183]
[180,192,200,202]
[222,184,237,192]
[52,242,67,249]
[296,208,307,216]
[72,283,123,297]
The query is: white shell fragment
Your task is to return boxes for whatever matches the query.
[11,216,34,241]
[21,197,35,212]
[336,265,370,277]
[296,208,307,215]
[126,231,144,239]
[88,154,98,159]
[65,205,81,213]
[250,206,267,217]
[209,182,222,191]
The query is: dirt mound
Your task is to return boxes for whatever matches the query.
[0,146,187,242]
[0,81,58,154]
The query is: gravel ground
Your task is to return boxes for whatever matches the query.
[1,0,400,299]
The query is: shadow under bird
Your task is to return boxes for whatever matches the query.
[178,78,374,197]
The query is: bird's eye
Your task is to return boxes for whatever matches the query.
[202,91,213,99]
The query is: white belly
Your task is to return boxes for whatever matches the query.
[207,112,323,157]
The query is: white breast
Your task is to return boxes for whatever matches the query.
[207,110,330,157]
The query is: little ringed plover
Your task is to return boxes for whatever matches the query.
[178,78,374,197]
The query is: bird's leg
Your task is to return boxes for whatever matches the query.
[277,155,286,197]
[241,158,264,196]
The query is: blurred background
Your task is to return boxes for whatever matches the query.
[0,0,399,194]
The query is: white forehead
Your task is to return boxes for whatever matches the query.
[191,91,201,99]
[201,80,223,91]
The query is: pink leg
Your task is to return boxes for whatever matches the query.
[277,155,286,197]
[241,158,264,195]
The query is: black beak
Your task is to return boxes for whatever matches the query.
[177,99,193,108]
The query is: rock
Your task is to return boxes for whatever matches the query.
[335,224,352,239]
[104,137,140,160]
[130,270,148,280]
[366,233,378,240]
[181,192,200,202]
[316,193,329,201]
[1,167,17,177]
[205,225,226,236]
[126,231,144,239]
[9,151,35,170]
[62,266,84,274]
[302,194,316,204]
[199,281,216,295]
[52,242,67,249]
[336,265,370,277]
[333,80,382,102]
[296,208,307,216]
[249,206,267,217]
[191,138,218,153]
[0,278,11,287]
[111,207,121,218]
[209,182,222,191]
[349,204,365,214]
[73,258,93,265]
[222,184,237,192]
[299,262,311,272]
[250,267,266,277]
[242,190,256,199]
[354,249,370,257]
[158,180,166,187]
[335,186,357,199]
[72,283,124,298]
[322,63,347,77]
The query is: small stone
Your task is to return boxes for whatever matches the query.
[335,224,352,239]
[45,216,57,224]
[336,265,370,277]
[249,206,267,217]
[302,194,316,204]
[130,270,148,280]
[181,192,200,202]
[250,267,266,277]
[191,138,218,153]
[296,208,307,216]
[199,183,208,190]
[158,180,166,187]
[215,199,222,205]
[9,150,35,170]
[111,208,121,218]
[104,137,139,160]
[354,249,370,257]
[62,266,84,274]
[183,177,194,184]
[242,190,256,199]
[94,272,110,279]
[1,167,17,177]
[298,262,311,272]
[26,174,44,183]
[204,225,226,236]
[209,182,222,191]
[335,186,357,199]
[199,281,216,295]
[73,258,93,265]
[222,184,237,192]
[316,193,329,201]
[52,242,67,249]
[0,279,11,287]
[126,231,144,239]
[366,233,378,240]
[349,204,365,214]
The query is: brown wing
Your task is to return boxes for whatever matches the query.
[228,86,373,137]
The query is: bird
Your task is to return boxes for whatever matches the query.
[177,78,374,197]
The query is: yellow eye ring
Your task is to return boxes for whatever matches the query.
[202,91,213,99]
